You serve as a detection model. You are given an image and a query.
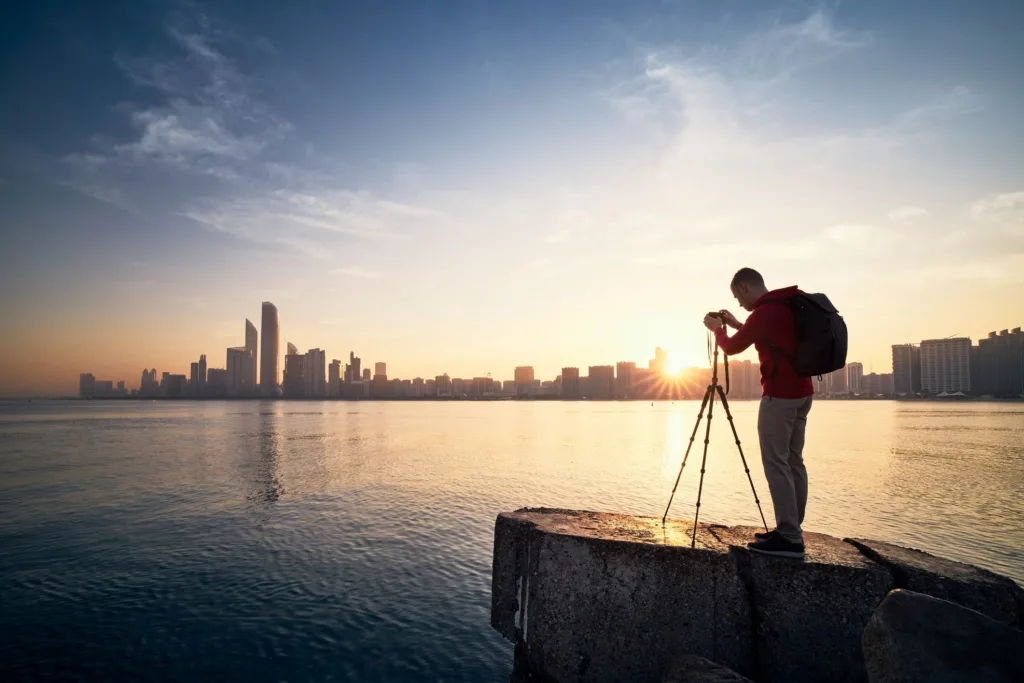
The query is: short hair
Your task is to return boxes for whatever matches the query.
[730,268,765,290]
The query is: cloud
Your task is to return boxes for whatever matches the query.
[330,266,382,279]
[970,191,1024,224]
[897,85,984,126]
[887,206,928,223]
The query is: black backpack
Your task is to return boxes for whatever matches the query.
[769,293,848,377]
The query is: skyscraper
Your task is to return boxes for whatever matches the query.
[615,362,635,399]
[892,344,922,396]
[920,338,972,394]
[227,347,252,396]
[329,360,341,397]
[198,354,207,396]
[375,362,387,378]
[847,362,864,394]
[305,348,326,398]
[561,367,581,398]
[245,318,258,391]
[283,348,305,398]
[587,366,615,399]
[260,302,280,393]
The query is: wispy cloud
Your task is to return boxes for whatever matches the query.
[970,191,1024,225]
[897,85,984,126]
[887,206,929,223]
[330,266,382,279]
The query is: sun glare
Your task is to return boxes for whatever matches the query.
[666,359,683,376]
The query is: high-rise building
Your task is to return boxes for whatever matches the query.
[362,368,371,381]
[347,352,361,384]
[435,374,452,396]
[974,328,1024,396]
[729,359,759,399]
[287,342,297,356]
[206,368,228,397]
[227,347,252,396]
[847,362,864,395]
[140,369,159,396]
[373,373,389,398]
[329,360,341,397]
[375,362,387,378]
[892,344,922,396]
[863,372,895,397]
[514,366,534,397]
[79,373,96,398]
[650,347,668,373]
[305,348,326,398]
[260,302,280,393]
[827,365,847,395]
[920,338,972,394]
[244,319,258,391]
[615,362,636,399]
[190,362,200,394]
[587,366,615,399]
[283,350,305,398]
[561,367,581,398]
[198,354,207,396]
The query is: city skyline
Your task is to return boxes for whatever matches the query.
[2,1,1023,396]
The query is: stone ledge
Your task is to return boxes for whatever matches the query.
[846,537,1024,629]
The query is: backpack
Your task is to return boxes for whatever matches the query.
[778,293,848,376]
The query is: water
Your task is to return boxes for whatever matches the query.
[1,400,1022,681]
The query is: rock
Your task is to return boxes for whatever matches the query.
[712,526,895,683]
[862,589,1024,683]
[664,654,753,682]
[491,509,754,683]
[846,537,1024,629]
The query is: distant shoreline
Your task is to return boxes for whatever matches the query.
[9,395,1023,403]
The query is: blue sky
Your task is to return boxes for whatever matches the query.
[1,0,1022,395]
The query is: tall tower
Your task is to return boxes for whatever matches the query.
[244,318,258,393]
[198,354,207,396]
[260,302,280,393]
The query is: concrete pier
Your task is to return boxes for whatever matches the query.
[491,508,1024,683]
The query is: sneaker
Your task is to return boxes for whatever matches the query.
[747,534,805,558]
[754,529,778,541]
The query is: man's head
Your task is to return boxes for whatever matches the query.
[730,268,768,311]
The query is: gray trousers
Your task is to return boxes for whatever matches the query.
[757,395,813,544]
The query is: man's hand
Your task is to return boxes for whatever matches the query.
[703,313,723,331]
[719,310,741,329]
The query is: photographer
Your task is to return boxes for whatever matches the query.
[703,268,814,558]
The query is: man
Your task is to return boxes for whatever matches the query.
[703,268,814,558]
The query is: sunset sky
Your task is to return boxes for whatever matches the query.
[1,0,1022,396]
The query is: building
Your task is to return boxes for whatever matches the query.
[161,373,188,397]
[140,369,159,396]
[329,360,341,397]
[198,354,207,396]
[260,302,280,393]
[973,328,1024,396]
[561,367,581,399]
[346,352,362,384]
[587,365,615,399]
[615,362,636,399]
[650,347,668,374]
[891,344,922,396]
[79,373,96,398]
[305,348,326,398]
[471,377,495,396]
[227,347,253,396]
[435,374,452,397]
[729,359,760,399]
[375,362,387,378]
[206,368,228,397]
[847,362,864,395]
[283,350,305,398]
[920,338,972,394]
[362,368,371,381]
[862,372,895,397]
[373,373,389,398]
[828,365,847,395]
[190,362,200,394]
[514,366,535,397]
[412,377,425,397]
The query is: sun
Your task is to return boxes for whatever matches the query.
[665,358,684,376]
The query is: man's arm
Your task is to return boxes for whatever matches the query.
[714,309,763,355]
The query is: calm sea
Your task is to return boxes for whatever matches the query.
[1,399,1022,681]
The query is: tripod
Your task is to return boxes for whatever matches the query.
[662,339,768,547]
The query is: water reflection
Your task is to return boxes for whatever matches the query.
[249,406,283,503]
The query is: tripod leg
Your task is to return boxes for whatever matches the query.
[662,386,713,523]
[691,385,716,548]
[716,385,769,532]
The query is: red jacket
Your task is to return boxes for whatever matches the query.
[714,286,814,399]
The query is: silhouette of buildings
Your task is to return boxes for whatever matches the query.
[375,362,386,378]
[862,372,895,396]
[973,328,1023,396]
[305,348,326,398]
[329,359,341,397]
[892,344,922,396]
[514,366,534,397]
[587,365,615,399]
[260,302,280,393]
[362,368,370,381]
[140,368,159,396]
[615,362,635,399]
[79,373,95,397]
[561,367,581,398]
[847,362,864,394]
[920,337,971,394]
[283,348,305,398]
[227,347,252,396]
[206,368,228,397]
